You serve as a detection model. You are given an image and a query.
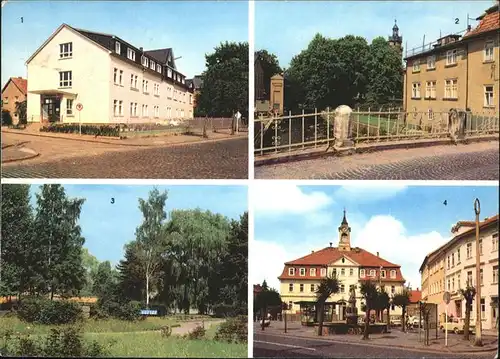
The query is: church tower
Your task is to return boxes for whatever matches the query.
[338,209,351,251]
[388,20,403,56]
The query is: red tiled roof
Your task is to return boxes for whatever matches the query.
[279,246,405,282]
[464,10,499,38]
[254,284,262,294]
[409,290,422,303]
[2,77,28,96]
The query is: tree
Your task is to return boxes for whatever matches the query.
[1,109,13,126]
[15,100,27,125]
[196,42,249,117]
[460,285,476,341]
[0,184,33,299]
[375,289,390,331]
[255,49,282,97]
[315,275,341,336]
[364,37,404,107]
[92,261,114,298]
[360,280,378,340]
[117,241,145,302]
[135,188,168,307]
[393,287,411,332]
[254,280,281,331]
[33,185,86,299]
[81,248,100,296]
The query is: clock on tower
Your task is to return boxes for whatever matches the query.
[338,209,351,251]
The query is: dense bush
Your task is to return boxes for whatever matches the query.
[94,299,141,321]
[214,316,247,343]
[115,300,141,321]
[18,297,83,325]
[149,303,168,317]
[1,326,108,357]
[186,325,205,340]
[1,110,13,126]
[40,123,120,137]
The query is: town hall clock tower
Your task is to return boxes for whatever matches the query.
[338,210,352,251]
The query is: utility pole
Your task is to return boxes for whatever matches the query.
[474,198,483,346]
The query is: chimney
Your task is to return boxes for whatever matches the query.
[329,242,332,247]
[18,76,22,79]
[311,250,314,254]
[377,252,379,257]
[140,47,143,52]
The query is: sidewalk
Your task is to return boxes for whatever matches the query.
[1,141,39,163]
[260,321,498,354]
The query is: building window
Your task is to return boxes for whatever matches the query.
[154,105,159,118]
[493,265,498,284]
[457,275,460,290]
[349,284,355,293]
[444,79,458,99]
[320,268,326,277]
[288,283,293,292]
[288,268,295,276]
[142,80,149,94]
[59,71,72,87]
[154,83,160,96]
[119,70,123,86]
[467,271,473,286]
[114,68,118,84]
[447,279,450,290]
[127,48,136,61]
[446,49,458,65]
[467,243,472,258]
[493,233,499,251]
[391,286,395,294]
[480,268,483,285]
[452,277,455,291]
[59,42,72,58]
[310,268,316,276]
[141,56,149,67]
[130,74,134,87]
[300,284,304,292]
[299,268,305,276]
[340,284,345,293]
[349,268,354,276]
[360,269,365,277]
[130,102,138,117]
[150,60,155,71]
[340,268,345,276]
[457,249,460,263]
[412,59,420,72]
[427,55,436,70]
[66,99,73,115]
[113,100,123,116]
[479,239,483,255]
[425,81,436,99]
[381,270,386,278]
[142,104,148,117]
[369,269,375,277]
[480,298,485,319]
[167,68,172,78]
[310,284,315,292]
[412,82,421,98]
[189,94,193,105]
[115,41,121,54]
[332,268,337,277]
[156,64,161,73]
[390,270,396,279]
[451,253,455,267]
[484,40,494,62]
[484,85,494,107]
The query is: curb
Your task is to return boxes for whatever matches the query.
[254,135,499,167]
[2,129,247,148]
[2,151,40,164]
[259,330,498,354]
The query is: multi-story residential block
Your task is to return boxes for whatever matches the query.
[26,24,194,124]
[420,215,499,330]
[403,3,499,118]
[420,243,447,321]
[1,77,28,123]
[279,211,406,320]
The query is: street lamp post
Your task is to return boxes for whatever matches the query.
[474,198,483,346]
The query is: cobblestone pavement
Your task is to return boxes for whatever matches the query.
[254,332,495,358]
[256,142,499,180]
[2,138,248,179]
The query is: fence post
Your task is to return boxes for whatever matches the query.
[288,110,292,152]
[327,107,330,144]
[334,105,354,149]
[260,120,264,156]
[301,109,305,150]
[274,117,278,153]
[314,108,318,148]
[377,107,382,142]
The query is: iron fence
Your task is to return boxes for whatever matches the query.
[254,108,499,156]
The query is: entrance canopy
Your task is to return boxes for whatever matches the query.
[29,89,78,98]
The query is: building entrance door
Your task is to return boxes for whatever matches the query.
[42,96,61,122]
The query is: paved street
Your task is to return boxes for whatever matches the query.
[255,141,499,180]
[254,332,496,358]
[2,137,248,179]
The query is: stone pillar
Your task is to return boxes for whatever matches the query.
[334,105,354,148]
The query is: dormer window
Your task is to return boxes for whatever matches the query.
[369,269,376,277]
[127,48,136,61]
[446,49,457,66]
[360,269,365,277]
[299,268,306,276]
[381,270,386,278]
[390,270,396,279]
[59,42,72,58]
[167,68,172,78]
[320,268,326,277]
[412,59,420,72]
[156,64,161,73]
[310,268,316,276]
[288,268,295,276]
[484,40,494,62]
[142,56,149,67]
[150,60,155,70]
[115,41,121,54]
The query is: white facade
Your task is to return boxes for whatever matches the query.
[27,24,193,124]
[443,219,499,330]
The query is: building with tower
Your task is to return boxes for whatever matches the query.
[403,2,498,116]
[388,20,403,56]
[278,211,407,322]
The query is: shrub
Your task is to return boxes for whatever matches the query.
[149,303,168,317]
[115,300,141,321]
[1,110,13,126]
[160,325,172,338]
[214,316,247,343]
[18,297,83,325]
[40,123,120,137]
[187,325,205,340]
[89,303,109,320]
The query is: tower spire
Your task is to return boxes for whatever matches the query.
[341,208,348,225]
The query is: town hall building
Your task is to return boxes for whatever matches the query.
[26,24,194,124]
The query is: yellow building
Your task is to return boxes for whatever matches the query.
[419,244,447,322]
[403,3,499,119]
[278,211,406,321]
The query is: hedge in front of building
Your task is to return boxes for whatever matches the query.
[40,124,120,137]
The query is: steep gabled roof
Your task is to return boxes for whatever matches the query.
[144,48,174,67]
[464,5,499,38]
[1,77,27,95]
[409,289,422,304]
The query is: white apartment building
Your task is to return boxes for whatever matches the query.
[441,215,499,330]
[26,24,194,124]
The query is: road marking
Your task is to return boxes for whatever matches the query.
[254,340,317,351]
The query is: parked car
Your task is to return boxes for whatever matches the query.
[390,318,402,326]
[442,318,476,334]
[408,316,424,327]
